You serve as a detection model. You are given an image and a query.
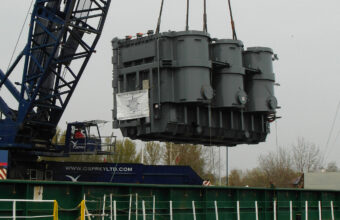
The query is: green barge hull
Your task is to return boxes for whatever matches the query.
[0,180,339,219]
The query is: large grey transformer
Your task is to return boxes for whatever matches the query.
[112,30,278,146]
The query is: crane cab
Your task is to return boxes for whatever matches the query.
[65,120,115,154]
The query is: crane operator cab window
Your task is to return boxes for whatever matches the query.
[69,123,102,153]
[70,126,86,152]
[0,111,5,121]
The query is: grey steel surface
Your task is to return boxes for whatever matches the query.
[112,30,278,146]
[243,47,277,112]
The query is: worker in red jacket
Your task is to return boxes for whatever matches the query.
[74,129,85,139]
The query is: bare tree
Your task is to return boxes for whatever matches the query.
[107,139,140,163]
[143,142,164,165]
[204,147,224,184]
[163,143,208,179]
[258,147,297,187]
[227,138,323,188]
[242,168,268,187]
[292,137,322,173]
[228,169,243,186]
[163,142,178,166]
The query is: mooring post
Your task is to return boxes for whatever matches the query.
[331,201,335,220]
[142,200,146,220]
[305,201,308,220]
[102,195,106,220]
[110,194,113,220]
[136,193,138,220]
[255,201,258,220]
[128,194,132,220]
[192,201,196,220]
[114,200,117,220]
[214,201,219,220]
[13,201,16,220]
[318,201,322,220]
[273,200,277,220]
[153,195,155,220]
[170,200,173,220]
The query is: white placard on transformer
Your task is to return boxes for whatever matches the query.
[116,90,150,120]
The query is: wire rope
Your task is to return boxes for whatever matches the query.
[203,0,208,32]
[7,0,34,72]
[227,0,238,40]
[323,100,340,162]
[186,0,190,31]
[110,136,126,182]
[331,125,340,149]
[155,0,165,34]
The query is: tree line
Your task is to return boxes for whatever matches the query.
[50,129,337,187]
[228,137,338,188]
[49,130,216,181]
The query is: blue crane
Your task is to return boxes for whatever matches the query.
[0,0,112,178]
[0,0,111,151]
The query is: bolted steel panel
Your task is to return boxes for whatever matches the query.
[112,31,278,146]
[211,39,247,108]
[243,47,277,112]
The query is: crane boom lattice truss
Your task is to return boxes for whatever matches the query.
[0,0,111,150]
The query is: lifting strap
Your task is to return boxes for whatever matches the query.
[186,0,190,31]
[203,0,208,32]
[156,0,165,34]
[228,0,238,40]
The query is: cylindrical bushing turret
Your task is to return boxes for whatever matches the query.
[243,47,277,112]
[211,39,247,108]
[172,31,213,102]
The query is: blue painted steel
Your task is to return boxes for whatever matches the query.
[0,0,111,150]
[39,162,203,185]
[0,70,20,101]
[0,151,7,167]
[0,98,12,120]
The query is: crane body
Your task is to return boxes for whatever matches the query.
[0,0,112,179]
[0,0,111,151]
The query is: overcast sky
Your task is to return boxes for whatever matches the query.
[1,0,340,172]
